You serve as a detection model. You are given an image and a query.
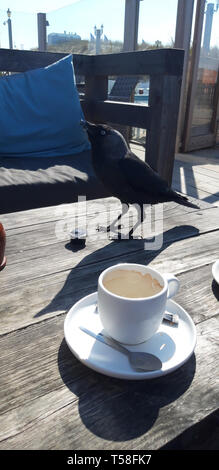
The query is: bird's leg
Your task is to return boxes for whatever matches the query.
[128,205,145,240]
[96,212,123,233]
[107,210,123,232]
[109,203,130,238]
[97,203,129,236]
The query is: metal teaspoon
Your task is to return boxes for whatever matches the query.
[80,326,162,372]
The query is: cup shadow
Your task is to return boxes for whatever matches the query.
[58,337,196,442]
[212,279,219,300]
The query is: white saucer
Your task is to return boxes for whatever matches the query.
[212,260,219,284]
[64,292,196,380]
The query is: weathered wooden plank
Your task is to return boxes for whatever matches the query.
[173,163,219,194]
[174,156,219,179]
[0,48,91,74]
[1,224,219,335]
[81,99,151,129]
[176,150,219,167]
[0,48,184,76]
[1,253,218,335]
[174,263,219,324]
[146,74,182,184]
[0,192,212,231]
[1,206,218,281]
[0,313,218,449]
[131,146,219,188]
[90,48,184,77]
[0,197,118,229]
[185,132,216,153]
[172,176,216,199]
[0,206,212,256]
[1,201,217,256]
[211,67,219,137]
[172,181,219,206]
[132,146,219,178]
[181,0,206,152]
[84,76,108,102]
[174,0,195,153]
[172,175,219,200]
[1,204,218,260]
[160,409,219,450]
[174,159,219,181]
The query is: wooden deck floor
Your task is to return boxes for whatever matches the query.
[131,143,219,207]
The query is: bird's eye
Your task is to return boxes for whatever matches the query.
[100,130,106,136]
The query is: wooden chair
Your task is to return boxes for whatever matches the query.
[0,48,184,214]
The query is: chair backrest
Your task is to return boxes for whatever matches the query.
[0,48,184,185]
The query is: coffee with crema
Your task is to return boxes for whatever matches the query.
[103,269,163,298]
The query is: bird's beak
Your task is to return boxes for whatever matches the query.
[80,119,96,135]
[80,119,88,129]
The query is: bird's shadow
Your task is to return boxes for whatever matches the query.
[35,224,200,318]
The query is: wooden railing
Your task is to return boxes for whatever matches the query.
[0,48,184,185]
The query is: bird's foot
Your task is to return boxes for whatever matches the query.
[109,232,142,241]
[128,232,143,240]
[96,224,142,241]
[96,224,111,233]
[109,231,123,241]
[96,223,123,234]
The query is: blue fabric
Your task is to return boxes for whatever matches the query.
[0,54,90,157]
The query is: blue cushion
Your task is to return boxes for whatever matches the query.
[0,54,90,157]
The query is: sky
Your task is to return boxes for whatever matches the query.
[0,0,218,50]
[0,1,79,13]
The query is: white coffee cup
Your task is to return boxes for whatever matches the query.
[98,263,180,345]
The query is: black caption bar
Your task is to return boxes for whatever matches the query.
[0,450,216,466]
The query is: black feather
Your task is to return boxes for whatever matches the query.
[84,121,199,209]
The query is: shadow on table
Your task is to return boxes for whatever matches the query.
[58,338,196,442]
[35,224,200,318]
[212,279,219,300]
[160,409,219,450]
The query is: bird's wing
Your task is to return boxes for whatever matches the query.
[118,151,169,196]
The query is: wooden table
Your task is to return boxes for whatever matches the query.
[0,196,219,451]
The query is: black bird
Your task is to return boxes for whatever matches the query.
[82,120,199,236]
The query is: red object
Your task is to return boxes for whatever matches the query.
[0,223,6,271]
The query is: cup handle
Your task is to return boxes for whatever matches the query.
[163,273,180,299]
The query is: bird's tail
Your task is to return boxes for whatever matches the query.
[171,191,200,209]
